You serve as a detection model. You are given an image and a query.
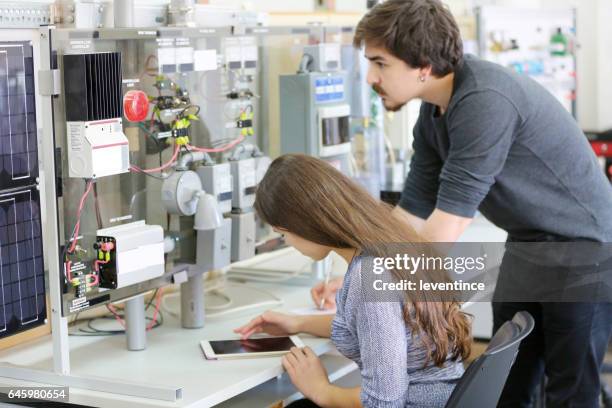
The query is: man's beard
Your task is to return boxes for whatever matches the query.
[373,84,405,112]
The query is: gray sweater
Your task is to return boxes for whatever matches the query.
[400,55,612,242]
[330,257,465,407]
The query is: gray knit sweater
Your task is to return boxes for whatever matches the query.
[330,256,465,407]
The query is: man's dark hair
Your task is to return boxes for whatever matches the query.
[354,0,463,77]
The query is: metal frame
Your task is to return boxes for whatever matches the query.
[0,23,357,404]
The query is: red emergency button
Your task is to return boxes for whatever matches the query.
[123,90,149,122]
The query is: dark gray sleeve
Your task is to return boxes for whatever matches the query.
[437,90,521,218]
[398,114,443,219]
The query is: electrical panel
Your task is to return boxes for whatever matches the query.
[66,119,130,178]
[280,71,352,173]
[229,212,255,262]
[230,158,256,210]
[96,221,165,290]
[197,163,233,214]
[63,52,129,178]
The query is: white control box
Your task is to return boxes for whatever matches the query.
[230,158,256,210]
[197,162,233,214]
[67,118,130,178]
[96,221,165,289]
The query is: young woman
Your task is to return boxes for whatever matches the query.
[234,154,471,407]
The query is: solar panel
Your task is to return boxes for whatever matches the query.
[0,41,45,338]
[0,187,45,338]
[0,41,39,189]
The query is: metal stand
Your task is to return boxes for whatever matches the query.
[181,272,205,328]
[0,28,183,403]
[125,294,146,351]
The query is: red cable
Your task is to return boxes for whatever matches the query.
[107,304,126,329]
[146,288,164,331]
[107,288,163,331]
[130,143,180,174]
[187,135,245,153]
[68,180,94,254]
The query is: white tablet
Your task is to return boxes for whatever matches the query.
[200,335,305,360]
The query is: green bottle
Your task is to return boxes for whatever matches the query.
[550,27,568,56]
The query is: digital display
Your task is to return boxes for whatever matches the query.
[210,337,296,355]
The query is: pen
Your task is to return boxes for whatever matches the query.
[319,270,330,310]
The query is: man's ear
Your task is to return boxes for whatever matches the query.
[418,66,433,80]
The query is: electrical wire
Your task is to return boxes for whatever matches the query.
[67,179,94,254]
[69,290,164,337]
[105,288,163,331]
[129,165,169,181]
[92,183,103,229]
[137,123,164,167]
[186,135,245,153]
[70,313,163,337]
[130,143,180,174]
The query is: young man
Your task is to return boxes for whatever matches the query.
[312,0,612,406]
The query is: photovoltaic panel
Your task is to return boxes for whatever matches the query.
[0,187,45,338]
[0,40,45,338]
[0,41,39,189]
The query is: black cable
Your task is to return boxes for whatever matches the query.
[92,183,103,229]
[69,310,163,337]
[138,122,164,166]
[146,289,159,310]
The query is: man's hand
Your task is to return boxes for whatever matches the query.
[391,205,426,233]
[311,277,343,310]
[420,209,473,242]
[392,206,472,243]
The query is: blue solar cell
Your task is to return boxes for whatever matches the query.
[0,40,45,339]
[0,42,38,189]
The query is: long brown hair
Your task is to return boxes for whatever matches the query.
[255,154,471,366]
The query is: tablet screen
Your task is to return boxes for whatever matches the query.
[210,337,295,355]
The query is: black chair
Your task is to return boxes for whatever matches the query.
[445,311,535,408]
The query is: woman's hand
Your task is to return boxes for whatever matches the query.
[233,310,302,339]
[311,276,343,310]
[283,346,331,405]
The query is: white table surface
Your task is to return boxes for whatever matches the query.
[0,280,353,408]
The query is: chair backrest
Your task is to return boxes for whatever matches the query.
[445,311,535,408]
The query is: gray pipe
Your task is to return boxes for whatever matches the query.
[228,143,263,161]
[114,0,134,28]
[180,272,205,329]
[125,295,146,351]
[176,151,214,171]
